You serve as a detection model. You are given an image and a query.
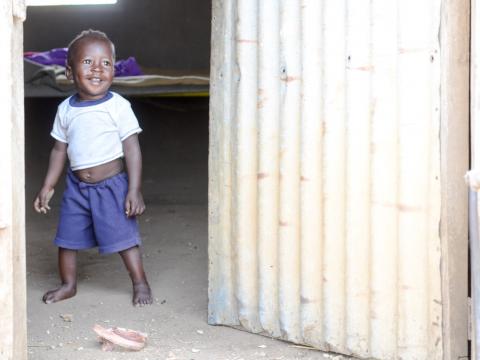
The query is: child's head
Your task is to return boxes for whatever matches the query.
[66,29,115,101]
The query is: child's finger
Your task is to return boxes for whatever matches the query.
[41,202,50,211]
[125,201,132,217]
[130,205,136,216]
[34,198,41,212]
[40,198,48,212]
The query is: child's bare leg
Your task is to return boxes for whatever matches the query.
[119,246,152,306]
[43,248,77,304]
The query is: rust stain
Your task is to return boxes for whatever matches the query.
[397,203,422,212]
[279,220,289,227]
[257,96,268,109]
[373,201,422,212]
[347,65,374,72]
[300,176,310,182]
[280,75,300,82]
[237,38,258,44]
[257,172,269,180]
[302,325,318,339]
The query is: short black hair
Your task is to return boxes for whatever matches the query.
[67,29,115,66]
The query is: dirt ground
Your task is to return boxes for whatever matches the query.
[25,97,341,360]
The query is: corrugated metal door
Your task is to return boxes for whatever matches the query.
[208,0,468,359]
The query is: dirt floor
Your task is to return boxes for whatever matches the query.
[25,97,340,360]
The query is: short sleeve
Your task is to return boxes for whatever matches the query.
[116,101,142,141]
[50,109,67,143]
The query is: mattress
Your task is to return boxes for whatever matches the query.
[24,59,209,97]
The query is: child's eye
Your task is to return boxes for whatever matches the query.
[82,59,92,65]
[102,60,111,66]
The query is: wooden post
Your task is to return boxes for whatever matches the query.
[441,0,470,359]
[0,0,27,359]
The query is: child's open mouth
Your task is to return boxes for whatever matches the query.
[89,77,103,84]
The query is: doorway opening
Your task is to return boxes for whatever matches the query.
[24,1,212,357]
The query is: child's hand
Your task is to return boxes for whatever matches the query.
[34,187,55,214]
[125,190,146,217]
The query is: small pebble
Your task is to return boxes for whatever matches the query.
[196,329,204,335]
[191,348,200,353]
[59,313,73,322]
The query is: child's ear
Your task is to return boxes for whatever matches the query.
[66,65,73,80]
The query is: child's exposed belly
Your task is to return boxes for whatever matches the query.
[73,157,124,183]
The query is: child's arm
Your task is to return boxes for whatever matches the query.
[122,134,146,217]
[33,140,67,214]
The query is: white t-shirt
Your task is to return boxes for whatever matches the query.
[51,92,142,170]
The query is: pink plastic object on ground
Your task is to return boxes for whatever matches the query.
[93,324,147,351]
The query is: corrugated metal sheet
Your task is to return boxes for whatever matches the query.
[208,0,443,358]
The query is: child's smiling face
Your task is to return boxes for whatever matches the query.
[66,38,114,101]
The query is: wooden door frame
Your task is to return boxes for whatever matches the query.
[440,0,470,359]
[0,0,27,359]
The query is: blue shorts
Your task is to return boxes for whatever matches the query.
[54,169,141,254]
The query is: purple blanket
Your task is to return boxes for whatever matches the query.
[25,48,143,77]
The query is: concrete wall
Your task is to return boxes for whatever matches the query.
[23,0,211,71]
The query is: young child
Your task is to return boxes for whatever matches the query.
[34,29,153,306]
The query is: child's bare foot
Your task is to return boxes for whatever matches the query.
[42,284,76,304]
[133,282,152,306]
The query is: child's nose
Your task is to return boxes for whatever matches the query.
[91,62,103,72]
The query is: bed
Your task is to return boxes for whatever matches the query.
[24,58,210,98]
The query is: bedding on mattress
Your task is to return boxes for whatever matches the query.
[24,56,209,98]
